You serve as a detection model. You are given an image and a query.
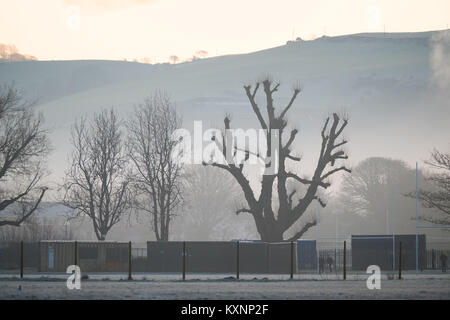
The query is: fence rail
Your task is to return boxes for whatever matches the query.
[0,238,449,279]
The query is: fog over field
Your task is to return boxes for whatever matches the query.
[1,30,450,242]
[3,0,450,306]
[2,31,449,182]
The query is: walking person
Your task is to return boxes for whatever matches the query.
[319,256,324,274]
[327,256,333,273]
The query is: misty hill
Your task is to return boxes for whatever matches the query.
[1,30,449,186]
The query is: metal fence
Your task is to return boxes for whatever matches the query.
[0,236,449,279]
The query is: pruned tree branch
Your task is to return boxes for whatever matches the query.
[287,220,318,242]
[207,78,350,242]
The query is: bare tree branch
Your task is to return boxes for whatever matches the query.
[0,84,50,228]
[127,92,183,241]
[61,108,131,240]
[287,220,317,242]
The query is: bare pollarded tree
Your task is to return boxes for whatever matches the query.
[127,92,183,241]
[0,84,50,227]
[204,79,351,242]
[61,109,132,240]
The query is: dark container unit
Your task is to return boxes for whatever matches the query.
[0,242,40,271]
[238,241,269,273]
[146,241,297,274]
[147,241,183,272]
[147,241,237,273]
[186,241,236,273]
[40,241,128,272]
[296,240,317,271]
[266,242,294,274]
[351,234,426,271]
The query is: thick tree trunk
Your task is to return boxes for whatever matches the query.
[252,211,284,242]
[259,230,284,243]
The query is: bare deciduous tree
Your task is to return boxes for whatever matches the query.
[340,157,414,215]
[61,109,131,240]
[127,92,182,241]
[339,157,430,233]
[204,79,350,242]
[174,165,256,241]
[414,148,450,225]
[0,216,73,242]
[0,85,50,227]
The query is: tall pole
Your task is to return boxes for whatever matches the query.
[335,207,338,250]
[415,162,419,274]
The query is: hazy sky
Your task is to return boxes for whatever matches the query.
[1,0,449,62]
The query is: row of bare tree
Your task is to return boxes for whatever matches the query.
[59,78,353,242]
[0,80,449,242]
[61,92,183,241]
[0,85,182,241]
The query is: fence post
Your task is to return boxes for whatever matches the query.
[290,241,294,279]
[432,249,435,270]
[182,241,186,281]
[74,241,78,266]
[236,241,240,280]
[334,248,337,273]
[398,241,402,280]
[128,241,132,280]
[343,241,347,280]
[20,241,24,279]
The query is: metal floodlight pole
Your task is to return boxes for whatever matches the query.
[335,208,338,252]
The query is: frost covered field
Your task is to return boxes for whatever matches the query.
[1,273,450,300]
